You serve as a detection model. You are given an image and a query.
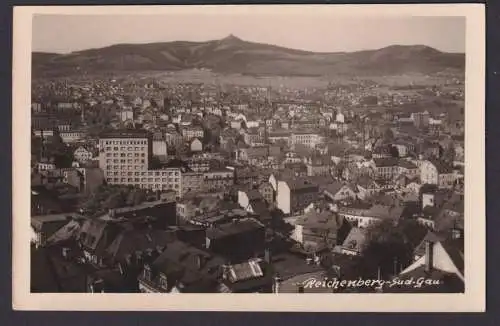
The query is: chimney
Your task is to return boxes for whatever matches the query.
[90,278,105,293]
[222,264,231,280]
[156,245,165,254]
[273,274,282,294]
[118,262,124,275]
[195,254,203,270]
[62,247,70,259]
[124,254,132,266]
[264,248,272,264]
[424,240,434,272]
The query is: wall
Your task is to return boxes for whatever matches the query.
[276,181,291,215]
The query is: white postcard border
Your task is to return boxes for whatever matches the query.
[13,4,485,312]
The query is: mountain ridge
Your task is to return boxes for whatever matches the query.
[32,35,465,77]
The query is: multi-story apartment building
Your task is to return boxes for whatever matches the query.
[98,130,182,197]
[276,178,319,215]
[203,168,234,192]
[99,130,151,176]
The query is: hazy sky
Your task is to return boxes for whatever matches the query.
[32,14,465,54]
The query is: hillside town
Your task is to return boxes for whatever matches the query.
[30,73,465,293]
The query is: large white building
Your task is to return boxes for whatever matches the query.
[420,160,455,188]
[98,130,182,197]
[290,132,322,149]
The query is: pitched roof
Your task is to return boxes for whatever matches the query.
[46,219,83,245]
[146,242,223,291]
[323,182,347,197]
[226,259,264,283]
[105,229,176,263]
[31,213,73,230]
[249,200,270,220]
[295,210,344,230]
[100,129,149,139]
[413,231,448,257]
[373,157,400,167]
[245,189,263,201]
[339,227,367,253]
[283,178,319,192]
[441,237,464,275]
[429,159,454,174]
[355,175,378,189]
[78,219,123,255]
[398,160,418,169]
[206,218,264,240]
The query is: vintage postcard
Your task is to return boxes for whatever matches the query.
[13,4,485,311]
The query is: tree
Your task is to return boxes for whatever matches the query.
[357,219,417,279]
[269,208,293,238]
[383,128,394,141]
[150,156,162,169]
[388,145,399,158]
[78,185,134,216]
[103,192,125,210]
[126,189,147,206]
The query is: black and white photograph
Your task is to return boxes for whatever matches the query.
[13,4,485,311]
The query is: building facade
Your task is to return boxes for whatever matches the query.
[98,130,182,197]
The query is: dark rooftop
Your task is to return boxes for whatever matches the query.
[206,218,264,240]
[99,129,150,139]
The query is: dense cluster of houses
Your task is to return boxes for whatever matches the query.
[30,76,465,293]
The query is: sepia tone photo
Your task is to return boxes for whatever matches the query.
[13,5,485,311]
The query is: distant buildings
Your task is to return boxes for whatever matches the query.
[30,70,466,295]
